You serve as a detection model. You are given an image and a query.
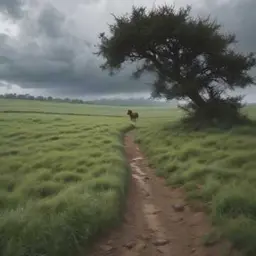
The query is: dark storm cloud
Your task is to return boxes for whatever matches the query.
[0,0,255,97]
[0,0,24,19]
[37,6,65,38]
[202,0,256,53]
[0,0,151,96]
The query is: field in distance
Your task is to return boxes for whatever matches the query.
[0,98,181,118]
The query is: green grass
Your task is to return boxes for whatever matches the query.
[0,98,180,118]
[0,113,133,256]
[136,106,256,256]
[2,98,256,256]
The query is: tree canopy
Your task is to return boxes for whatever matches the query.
[96,5,256,125]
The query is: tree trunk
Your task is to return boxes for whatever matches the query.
[187,91,206,108]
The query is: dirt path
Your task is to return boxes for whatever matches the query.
[90,131,234,256]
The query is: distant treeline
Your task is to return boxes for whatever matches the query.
[0,93,90,104]
[0,93,172,106]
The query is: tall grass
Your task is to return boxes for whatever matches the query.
[137,112,256,256]
[0,113,132,256]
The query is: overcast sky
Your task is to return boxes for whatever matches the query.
[0,0,255,100]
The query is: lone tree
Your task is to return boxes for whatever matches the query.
[96,5,256,125]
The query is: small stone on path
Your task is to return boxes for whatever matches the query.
[172,203,185,212]
[152,210,161,215]
[191,248,196,253]
[100,245,113,252]
[140,234,151,240]
[124,241,135,249]
[134,240,146,252]
[153,238,170,246]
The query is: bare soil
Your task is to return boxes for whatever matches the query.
[89,131,236,256]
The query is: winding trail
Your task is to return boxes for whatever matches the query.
[90,131,236,256]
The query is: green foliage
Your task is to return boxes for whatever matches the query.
[97,4,256,124]
[136,110,256,255]
[0,113,133,256]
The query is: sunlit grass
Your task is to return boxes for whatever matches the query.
[0,113,132,256]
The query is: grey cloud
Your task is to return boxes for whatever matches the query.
[202,0,256,53]
[0,0,151,96]
[0,0,24,19]
[0,0,255,98]
[37,5,65,38]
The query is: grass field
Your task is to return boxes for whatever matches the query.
[0,98,180,118]
[0,112,133,256]
[137,107,256,256]
[1,98,256,256]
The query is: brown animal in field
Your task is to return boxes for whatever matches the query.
[127,109,139,122]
